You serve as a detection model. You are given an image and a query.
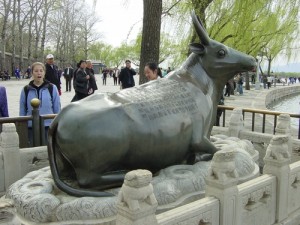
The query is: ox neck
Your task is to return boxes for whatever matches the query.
[179,54,225,102]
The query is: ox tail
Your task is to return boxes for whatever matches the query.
[47,117,114,197]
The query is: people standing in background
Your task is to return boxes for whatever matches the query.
[25,66,31,79]
[102,69,108,85]
[19,62,61,146]
[0,86,9,117]
[64,64,74,92]
[167,67,172,74]
[237,73,244,95]
[113,67,118,86]
[251,73,255,84]
[58,68,63,81]
[267,75,272,89]
[2,70,10,80]
[15,67,21,80]
[228,78,235,96]
[262,74,268,89]
[45,54,61,95]
[86,60,98,95]
[119,60,136,89]
[72,60,89,102]
[72,63,79,91]
[215,95,224,126]
[144,62,162,81]
[224,80,231,97]
[117,68,121,85]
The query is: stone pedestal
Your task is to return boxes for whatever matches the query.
[3,136,259,224]
[116,200,158,225]
[263,135,291,223]
[275,114,292,155]
[205,149,239,225]
[228,108,244,137]
[116,170,158,225]
[0,123,21,190]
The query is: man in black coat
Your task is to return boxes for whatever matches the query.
[45,54,61,95]
[64,64,74,92]
[119,59,136,89]
[85,60,98,95]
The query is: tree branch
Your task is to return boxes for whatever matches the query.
[161,0,183,17]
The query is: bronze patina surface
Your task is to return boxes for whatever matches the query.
[48,12,256,197]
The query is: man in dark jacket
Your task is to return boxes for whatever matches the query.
[64,64,74,92]
[119,59,136,89]
[86,60,98,95]
[71,60,90,102]
[45,54,61,95]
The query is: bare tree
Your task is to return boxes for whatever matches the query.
[81,12,102,59]
[40,0,52,61]
[11,0,17,74]
[1,0,102,70]
[17,0,31,70]
[0,0,12,71]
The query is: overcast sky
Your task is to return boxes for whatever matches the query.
[89,0,143,47]
[87,0,300,71]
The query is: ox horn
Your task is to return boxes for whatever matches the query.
[191,11,210,45]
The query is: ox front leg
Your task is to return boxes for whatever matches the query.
[188,137,219,163]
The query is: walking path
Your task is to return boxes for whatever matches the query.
[0,76,299,136]
[1,75,124,117]
[222,83,300,138]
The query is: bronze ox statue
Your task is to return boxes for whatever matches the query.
[48,12,256,197]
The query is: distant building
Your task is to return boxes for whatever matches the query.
[91,61,106,74]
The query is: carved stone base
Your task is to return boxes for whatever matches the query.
[3,136,259,224]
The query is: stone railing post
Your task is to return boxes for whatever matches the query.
[228,108,244,138]
[275,114,292,155]
[0,123,21,191]
[116,169,158,225]
[205,149,239,225]
[263,134,291,223]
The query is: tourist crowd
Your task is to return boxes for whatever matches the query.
[0,54,169,145]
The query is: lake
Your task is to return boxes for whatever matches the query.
[268,94,300,128]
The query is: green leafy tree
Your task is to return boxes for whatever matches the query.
[204,0,299,89]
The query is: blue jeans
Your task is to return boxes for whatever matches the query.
[238,84,243,94]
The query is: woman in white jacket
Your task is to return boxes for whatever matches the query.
[144,62,162,81]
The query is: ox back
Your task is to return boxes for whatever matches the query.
[47,11,256,197]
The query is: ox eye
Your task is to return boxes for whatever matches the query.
[218,49,226,58]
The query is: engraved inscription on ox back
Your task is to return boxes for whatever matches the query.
[119,79,199,121]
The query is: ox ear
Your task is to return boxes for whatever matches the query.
[189,43,205,55]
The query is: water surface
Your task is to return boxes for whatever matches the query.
[268,94,300,128]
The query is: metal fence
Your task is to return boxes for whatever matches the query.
[0,101,56,148]
[218,105,300,139]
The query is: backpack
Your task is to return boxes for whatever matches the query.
[24,84,53,111]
